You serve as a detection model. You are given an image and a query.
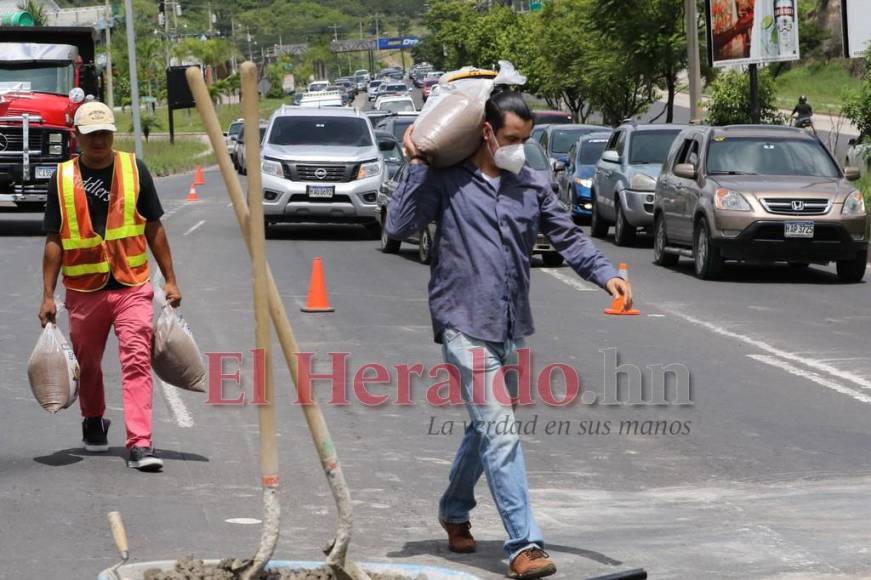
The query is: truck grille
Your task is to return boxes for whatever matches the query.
[761,198,830,215]
[283,162,356,183]
[0,128,43,154]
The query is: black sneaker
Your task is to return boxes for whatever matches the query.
[127,447,164,472]
[82,417,111,453]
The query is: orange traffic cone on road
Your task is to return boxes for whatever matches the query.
[194,165,205,186]
[604,262,639,315]
[186,182,200,202]
[301,257,335,313]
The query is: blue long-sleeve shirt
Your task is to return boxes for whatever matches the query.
[386,161,620,343]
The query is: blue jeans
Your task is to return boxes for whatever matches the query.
[438,328,544,560]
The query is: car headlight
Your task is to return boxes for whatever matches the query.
[49,133,63,144]
[575,177,592,188]
[842,190,866,216]
[261,159,284,178]
[357,160,382,180]
[49,145,63,155]
[715,189,752,211]
[629,173,657,191]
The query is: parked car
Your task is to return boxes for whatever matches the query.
[533,110,573,125]
[375,113,419,143]
[260,106,383,237]
[845,137,870,177]
[558,131,612,222]
[235,120,268,175]
[375,95,416,113]
[374,129,405,180]
[367,80,384,101]
[653,124,867,281]
[591,122,687,245]
[376,138,566,266]
[535,123,603,166]
[224,118,244,170]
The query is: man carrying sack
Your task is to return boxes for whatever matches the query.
[39,101,182,472]
[386,90,632,579]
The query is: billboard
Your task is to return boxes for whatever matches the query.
[842,0,871,58]
[706,0,800,67]
[377,36,420,50]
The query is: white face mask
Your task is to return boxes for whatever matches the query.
[486,124,526,174]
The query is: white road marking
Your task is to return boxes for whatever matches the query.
[226,202,233,207]
[647,314,666,318]
[748,355,871,405]
[225,518,262,525]
[159,378,195,428]
[660,307,871,392]
[540,268,597,291]
[183,219,206,236]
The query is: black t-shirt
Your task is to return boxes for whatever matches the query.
[793,103,813,118]
[44,156,164,290]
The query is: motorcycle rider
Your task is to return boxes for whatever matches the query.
[792,96,815,134]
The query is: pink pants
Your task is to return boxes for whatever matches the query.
[66,282,154,449]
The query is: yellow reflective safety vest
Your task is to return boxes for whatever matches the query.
[57,151,149,292]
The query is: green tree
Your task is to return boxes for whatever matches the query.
[592,0,686,123]
[705,69,784,126]
[842,52,871,141]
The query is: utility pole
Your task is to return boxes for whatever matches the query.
[374,13,380,70]
[331,24,340,42]
[124,0,143,159]
[231,17,238,74]
[104,0,113,109]
[247,27,253,62]
[207,1,213,35]
[685,0,702,122]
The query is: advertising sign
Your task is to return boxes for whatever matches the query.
[842,0,871,58]
[377,36,420,50]
[706,0,800,67]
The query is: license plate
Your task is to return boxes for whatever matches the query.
[306,185,334,199]
[784,221,814,238]
[35,166,56,179]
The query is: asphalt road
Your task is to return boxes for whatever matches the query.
[1,105,870,579]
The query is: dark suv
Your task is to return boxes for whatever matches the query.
[653,125,867,281]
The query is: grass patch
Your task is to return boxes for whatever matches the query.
[114,98,289,135]
[858,175,871,208]
[115,137,215,177]
[773,60,863,114]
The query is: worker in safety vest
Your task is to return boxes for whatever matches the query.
[39,101,181,472]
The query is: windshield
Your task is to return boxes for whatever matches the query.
[578,139,608,165]
[629,130,680,164]
[386,84,406,92]
[381,100,414,113]
[382,142,404,163]
[552,128,596,154]
[369,80,382,88]
[228,123,243,137]
[0,63,74,94]
[268,117,373,147]
[524,141,550,171]
[707,137,841,177]
[389,118,416,141]
[309,82,329,92]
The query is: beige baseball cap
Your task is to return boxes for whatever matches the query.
[74,101,116,134]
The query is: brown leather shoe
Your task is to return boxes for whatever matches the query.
[439,519,476,553]
[508,547,556,579]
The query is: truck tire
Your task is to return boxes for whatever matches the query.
[590,191,609,239]
[613,199,636,247]
[693,218,723,280]
[653,214,678,267]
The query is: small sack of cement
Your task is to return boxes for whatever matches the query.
[28,322,79,413]
[413,60,527,168]
[152,286,207,393]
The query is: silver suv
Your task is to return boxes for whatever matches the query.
[260,106,384,237]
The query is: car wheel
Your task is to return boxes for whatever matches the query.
[264,218,274,239]
[836,249,867,283]
[613,198,637,247]
[418,226,434,265]
[541,252,564,267]
[589,191,609,239]
[380,218,401,253]
[653,214,678,267]
[693,218,723,280]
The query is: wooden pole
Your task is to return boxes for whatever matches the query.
[185,66,369,580]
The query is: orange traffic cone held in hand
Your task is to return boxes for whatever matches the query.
[604,262,639,316]
[194,165,205,186]
[301,257,335,313]
[186,183,199,202]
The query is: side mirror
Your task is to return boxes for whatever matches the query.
[674,163,697,180]
[378,140,395,152]
[552,159,566,173]
[222,132,228,137]
[601,150,620,164]
[844,166,861,181]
